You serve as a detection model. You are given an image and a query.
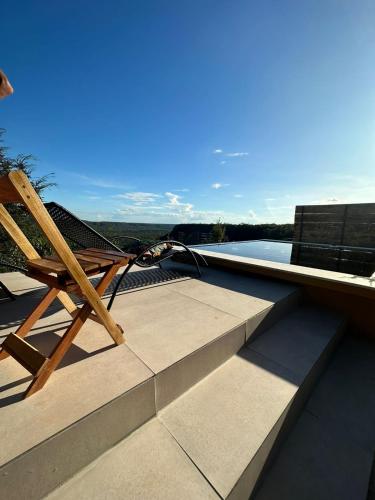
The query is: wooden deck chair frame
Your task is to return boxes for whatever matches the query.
[0,170,130,398]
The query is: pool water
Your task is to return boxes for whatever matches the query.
[191,239,375,277]
[192,240,292,263]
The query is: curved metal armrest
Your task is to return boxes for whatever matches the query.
[106,240,208,311]
[134,240,208,272]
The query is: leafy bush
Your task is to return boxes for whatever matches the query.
[0,129,55,271]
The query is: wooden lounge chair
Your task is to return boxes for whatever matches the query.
[0,170,135,398]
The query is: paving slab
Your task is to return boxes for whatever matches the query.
[160,349,300,499]
[167,270,299,322]
[305,335,375,453]
[254,409,372,500]
[47,418,219,500]
[0,343,155,500]
[111,284,243,373]
[247,305,345,380]
[253,334,375,500]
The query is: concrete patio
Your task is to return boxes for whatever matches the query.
[0,262,373,499]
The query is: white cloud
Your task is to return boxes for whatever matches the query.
[165,192,193,213]
[311,197,341,204]
[234,194,243,198]
[165,192,180,205]
[225,152,248,157]
[211,182,229,189]
[113,192,161,204]
[212,149,248,158]
[220,160,227,165]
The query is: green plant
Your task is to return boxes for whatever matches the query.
[0,129,55,271]
[211,218,226,243]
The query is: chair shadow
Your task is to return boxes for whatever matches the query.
[0,267,191,332]
[0,266,194,407]
[0,287,78,333]
[0,330,114,407]
[91,265,191,297]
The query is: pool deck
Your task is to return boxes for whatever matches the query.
[0,263,301,499]
[195,248,375,299]
[0,259,374,499]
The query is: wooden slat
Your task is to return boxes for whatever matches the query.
[295,204,346,215]
[79,249,127,265]
[27,258,69,275]
[45,254,100,273]
[2,333,47,375]
[72,252,112,268]
[86,248,131,258]
[74,249,116,263]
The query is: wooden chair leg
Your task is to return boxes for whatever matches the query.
[0,287,60,361]
[84,263,125,344]
[24,265,124,398]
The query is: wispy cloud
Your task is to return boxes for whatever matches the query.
[234,194,243,198]
[64,172,130,190]
[225,152,248,157]
[112,192,161,204]
[212,149,248,158]
[211,182,229,189]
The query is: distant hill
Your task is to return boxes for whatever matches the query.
[167,223,294,244]
[85,220,294,246]
[85,220,174,243]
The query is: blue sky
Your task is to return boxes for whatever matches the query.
[1,1,374,224]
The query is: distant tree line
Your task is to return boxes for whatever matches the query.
[166,222,294,245]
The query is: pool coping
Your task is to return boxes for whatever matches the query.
[193,249,375,299]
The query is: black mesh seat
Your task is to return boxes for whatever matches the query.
[44,202,124,252]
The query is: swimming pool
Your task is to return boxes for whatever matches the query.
[191,239,375,277]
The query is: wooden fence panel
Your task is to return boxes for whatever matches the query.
[293,203,375,248]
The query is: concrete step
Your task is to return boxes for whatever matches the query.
[253,335,375,500]
[47,419,220,500]
[159,305,345,499]
[48,305,345,499]
[0,270,299,500]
